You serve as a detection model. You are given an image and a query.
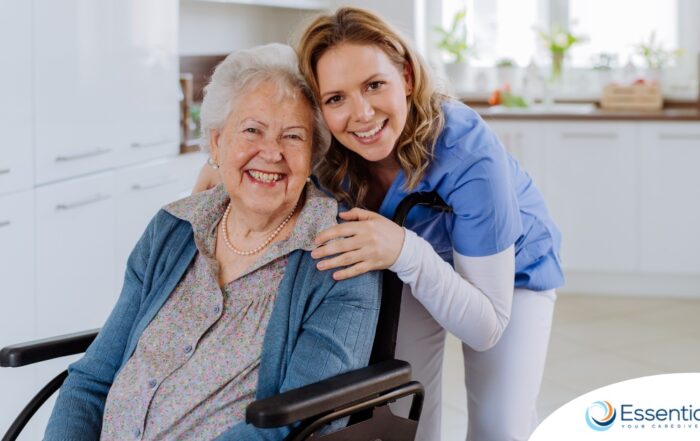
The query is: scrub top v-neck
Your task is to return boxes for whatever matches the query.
[376,100,564,292]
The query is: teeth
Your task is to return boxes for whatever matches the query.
[353,120,385,138]
[249,170,282,183]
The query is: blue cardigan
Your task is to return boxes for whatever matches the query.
[44,209,381,440]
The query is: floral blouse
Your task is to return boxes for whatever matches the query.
[100,183,337,441]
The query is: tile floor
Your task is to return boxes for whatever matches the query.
[441,292,700,440]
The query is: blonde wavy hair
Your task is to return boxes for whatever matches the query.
[297,7,446,208]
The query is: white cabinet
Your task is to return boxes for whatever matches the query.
[0,191,35,345]
[35,172,117,338]
[0,190,36,436]
[543,122,638,272]
[115,0,180,167]
[0,1,32,195]
[486,121,547,193]
[114,159,184,283]
[33,0,123,185]
[484,116,700,294]
[639,123,700,274]
[32,0,180,184]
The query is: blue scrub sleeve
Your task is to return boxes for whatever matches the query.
[442,144,522,257]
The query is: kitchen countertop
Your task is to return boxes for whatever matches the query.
[470,104,700,122]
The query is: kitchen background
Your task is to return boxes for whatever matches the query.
[1,0,699,439]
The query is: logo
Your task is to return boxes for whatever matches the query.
[586,400,617,431]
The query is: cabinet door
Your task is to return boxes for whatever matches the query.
[114,159,183,282]
[116,0,180,167]
[486,120,547,194]
[33,0,121,184]
[639,123,700,274]
[0,1,32,195]
[0,191,36,436]
[543,122,638,272]
[35,172,116,338]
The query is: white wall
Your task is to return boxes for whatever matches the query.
[328,0,418,40]
[179,0,318,55]
[179,0,430,57]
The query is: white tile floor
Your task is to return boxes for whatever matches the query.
[441,292,700,440]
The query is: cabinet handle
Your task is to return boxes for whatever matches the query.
[131,179,176,191]
[0,168,10,175]
[561,132,617,140]
[56,193,111,211]
[659,133,700,141]
[55,148,112,162]
[0,220,10,228]
[130,139,174,149]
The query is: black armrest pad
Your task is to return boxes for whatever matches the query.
[0,329,100,368]
[246,359,411,428]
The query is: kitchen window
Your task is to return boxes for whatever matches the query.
[568,0,678,68]
[440,0,543,67]
[439,0,696,71]
[437,0,698,97]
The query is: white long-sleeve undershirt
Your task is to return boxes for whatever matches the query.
[388,228,515,351]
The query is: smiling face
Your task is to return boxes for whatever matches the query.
[316,43,413,164]
[210,80,314,218]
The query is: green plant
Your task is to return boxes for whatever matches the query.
[496,58,516,68]
[434,9,472,63]
[536,25,586,80]
[537,25,585,55]
[635,31,683,69]
[489,86,528,108]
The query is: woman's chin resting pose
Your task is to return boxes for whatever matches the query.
[43,43,381,441]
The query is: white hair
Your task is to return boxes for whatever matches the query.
[199,43,330,162]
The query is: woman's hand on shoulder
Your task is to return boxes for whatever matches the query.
[311,208,405,281]
[192,162,221,194]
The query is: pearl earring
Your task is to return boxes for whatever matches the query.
[207,157,220,170]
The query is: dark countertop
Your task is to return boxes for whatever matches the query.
[469,103,700,122]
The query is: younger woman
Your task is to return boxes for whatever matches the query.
[298,8,563,441]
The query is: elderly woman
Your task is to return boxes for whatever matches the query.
[43,43,381,441]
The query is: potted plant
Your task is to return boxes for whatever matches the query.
[536,25,586,82]
[495,57,517,88]
[435,8,473,91]
[634,31,683,83]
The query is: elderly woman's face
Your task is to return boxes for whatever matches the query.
[211,80,314,217]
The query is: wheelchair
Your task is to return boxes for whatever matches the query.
[1,192,451,441]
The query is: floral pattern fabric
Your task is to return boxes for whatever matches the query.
[100,183,337,441]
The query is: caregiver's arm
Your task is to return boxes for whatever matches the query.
[192,161,221,194]
[312,209,515,352]
[390,229,514,352]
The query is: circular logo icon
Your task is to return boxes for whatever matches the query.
[586,400,616,431]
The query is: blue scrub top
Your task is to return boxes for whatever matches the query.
[378,100,564,291]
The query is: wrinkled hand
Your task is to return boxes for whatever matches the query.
[311,208,405,281]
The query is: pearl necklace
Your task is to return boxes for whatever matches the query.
[221,201,298,256]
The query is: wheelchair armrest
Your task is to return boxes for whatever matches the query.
[246,359,411,428]
[0,329,100,368]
